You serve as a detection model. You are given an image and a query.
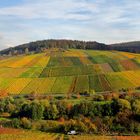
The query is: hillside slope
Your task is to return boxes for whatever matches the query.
[0,49,140,97]
[110,41,140,53]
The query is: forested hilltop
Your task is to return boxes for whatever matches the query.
[0,39,140,55]
[110,41,140,53]
[0,40,108,55]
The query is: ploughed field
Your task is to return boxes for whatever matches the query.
[0,49,140,96]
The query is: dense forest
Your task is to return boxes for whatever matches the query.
[0,93,140,135]
[0,39,140,55]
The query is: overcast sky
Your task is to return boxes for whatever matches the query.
[0,0,140,50]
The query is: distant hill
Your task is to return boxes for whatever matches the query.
[110,41,140,53]
[0,39,108,55]
[0,39,140,55]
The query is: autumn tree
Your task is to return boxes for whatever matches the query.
[25,48,29,55]
[44,104,59,120]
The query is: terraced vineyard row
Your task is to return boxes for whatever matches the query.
[0,72,138,95]
[0,49,140,95]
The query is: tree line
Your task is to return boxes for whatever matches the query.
[1,39,140,56]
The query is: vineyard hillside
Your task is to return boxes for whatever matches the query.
[0,49,140,97]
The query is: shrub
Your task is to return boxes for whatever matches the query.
[117,99,131,111]
[31,121,42,130]
[134,124,140,133]
[61,119,96,133]
[5,103,16,114]
[40,120,60,132]
[111,123,126,132]
[21,117,32,129]
[10,118,21,128]
[132,99,140,115]
[93,95,104,101]
[44,104,59,120]
[40,123,48,132]
[30,101,45,120]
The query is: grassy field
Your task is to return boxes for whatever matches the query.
[0,128,140,140]
[0,49,140,96]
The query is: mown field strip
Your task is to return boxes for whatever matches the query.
[6,78,32,94]
[106,72,135,90]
